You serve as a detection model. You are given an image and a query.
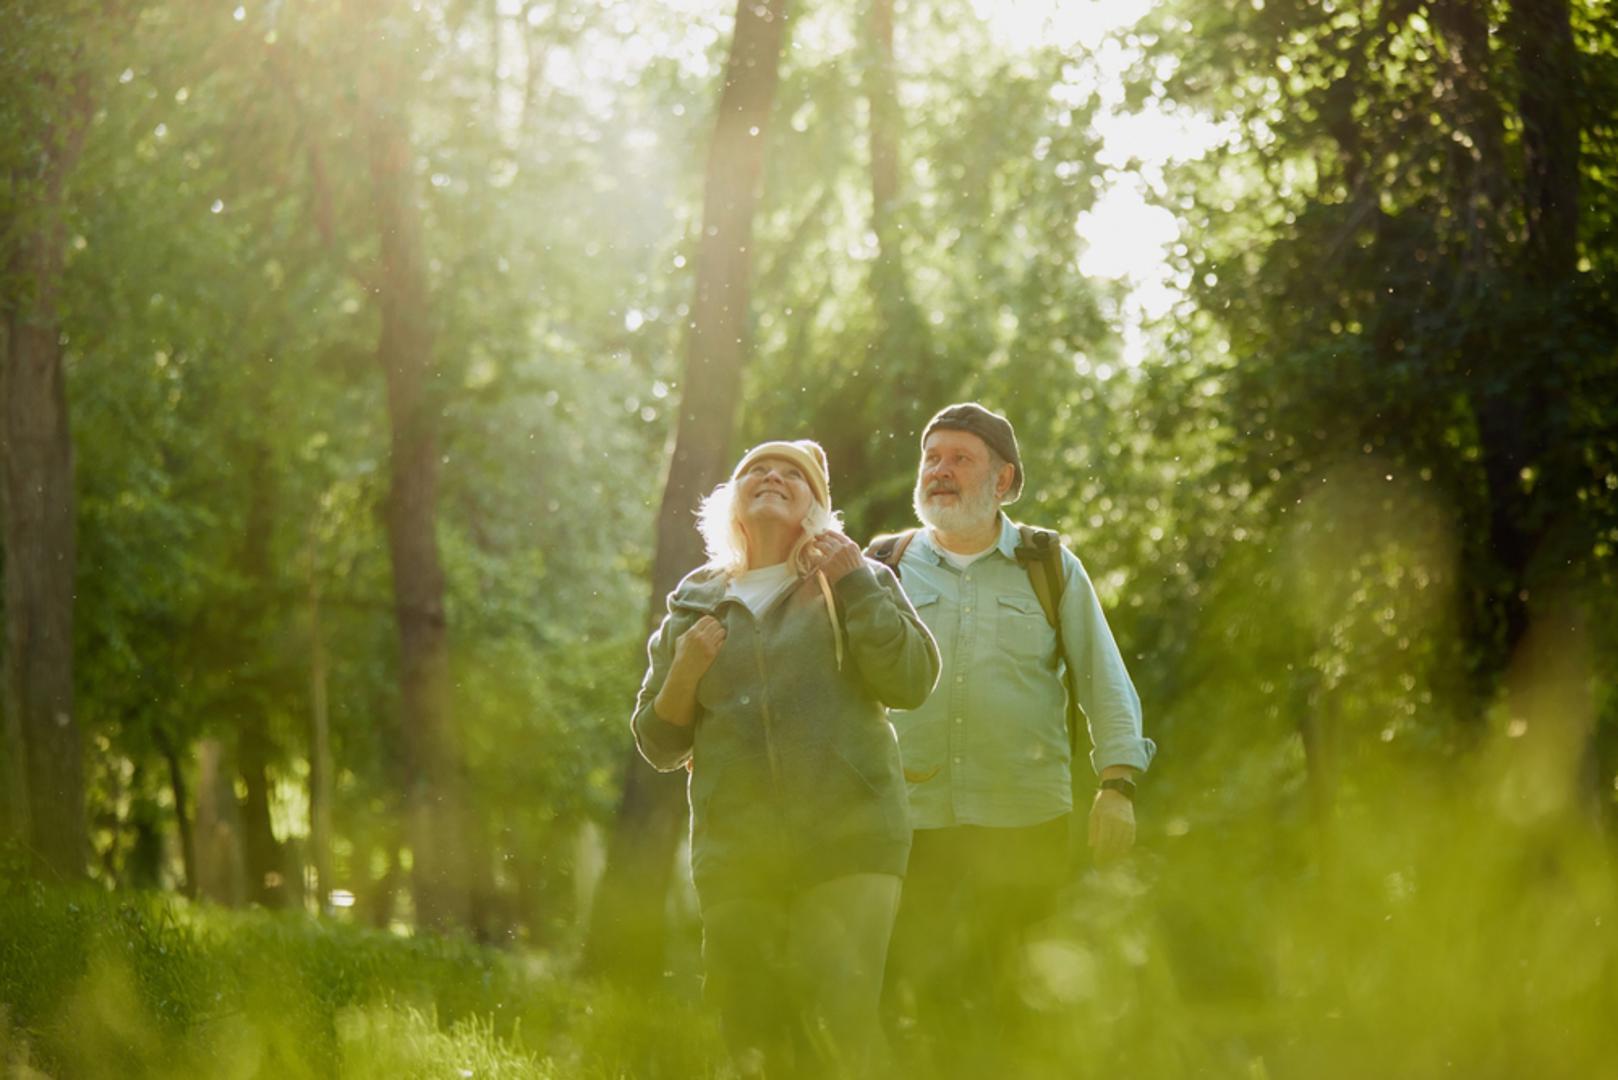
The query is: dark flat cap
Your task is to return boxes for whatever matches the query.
[922,402,1023,503]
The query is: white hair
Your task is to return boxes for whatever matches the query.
[697,479,845,578]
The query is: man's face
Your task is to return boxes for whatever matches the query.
[914,429,1009,534]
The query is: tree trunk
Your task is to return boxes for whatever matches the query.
[361,843,402,930]
[238,721,285,906]
[1509,0,1579,279]
[367,88,469,933]
[125,763,165,890]
[844,0,938,526]
[1464,0,1579,707]
[0,70,95,882]
[863,0,924,347]
[156,727,197,898]
[307,532,334,912]
[584,0,793,982]
[234,447,288,908]
[1432,0,1510,245]
[194,737,247,905]
[865,0,900,228]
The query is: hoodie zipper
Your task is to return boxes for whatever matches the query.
[751,619,783,787]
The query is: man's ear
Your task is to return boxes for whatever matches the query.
[994,461,1016,499]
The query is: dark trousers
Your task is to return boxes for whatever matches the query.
[885,815,1071,1062]
[702,872,902,1079]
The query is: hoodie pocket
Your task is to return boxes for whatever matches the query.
[778,739,903,842]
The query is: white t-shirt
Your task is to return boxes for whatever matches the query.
[936,536,998,570]
[726,562,795,616]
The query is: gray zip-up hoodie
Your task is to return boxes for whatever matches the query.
[633,559,940,906]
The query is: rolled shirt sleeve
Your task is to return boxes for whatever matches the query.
[1059,548,1155,775]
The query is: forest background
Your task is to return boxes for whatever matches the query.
[3,0,1617,1075]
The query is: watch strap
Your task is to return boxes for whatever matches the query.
[1099,776,1137,800]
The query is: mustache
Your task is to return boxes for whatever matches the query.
[924,482,960,496]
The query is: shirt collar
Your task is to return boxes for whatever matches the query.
[916,514,1020,564]
[993,513,1022,559]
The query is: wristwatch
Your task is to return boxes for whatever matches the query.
[1099,776,1137,801]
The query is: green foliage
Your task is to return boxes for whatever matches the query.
[0,879,722,1077]
[4,0,1618,1071]
[740,4,1118,537]
[6,788,1618,1078]
[1109,0,1618,817]
[26,0,682,910]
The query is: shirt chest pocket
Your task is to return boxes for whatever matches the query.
[996,593,1052,658]
[904,586,942,616]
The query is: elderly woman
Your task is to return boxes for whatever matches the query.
[632,439,939,1076]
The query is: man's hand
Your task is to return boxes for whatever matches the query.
[1088,787,1136,864]
[808,531,864,585]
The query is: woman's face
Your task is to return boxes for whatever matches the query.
[736,455,815,535]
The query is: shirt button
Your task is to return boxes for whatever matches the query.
[953,756,962,764]
[954,717,964,725]
[963,605,973,614]
[955,675,964,684]
[740,695,751,705]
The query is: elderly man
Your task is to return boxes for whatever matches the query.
[872,402,1155,1048]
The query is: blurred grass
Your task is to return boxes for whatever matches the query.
[1019,778,1618,1080]
[0,879,722,1078]
[3,771,1617,1079]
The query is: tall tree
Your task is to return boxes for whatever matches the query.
[814,0,940,520]
[306,526,334,910]
[0,5,104,879]
[1512,0,1581,280]
[585,0,794,980]
[363,29,471,931]
[231,445,289,907]
[861,0,931,372]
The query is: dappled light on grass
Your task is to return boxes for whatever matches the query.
[2,818,1613,1076]
[336,1007,546,1080]
[0,887,724,1078]
[991,781,1617,1079]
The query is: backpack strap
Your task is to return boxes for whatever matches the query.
[863,529,918,570]
[1014,525,1065,631]
[1014,524,1085,759]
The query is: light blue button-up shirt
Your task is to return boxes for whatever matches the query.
[889,515,1155,830]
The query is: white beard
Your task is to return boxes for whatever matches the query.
[913,470,1001,534]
